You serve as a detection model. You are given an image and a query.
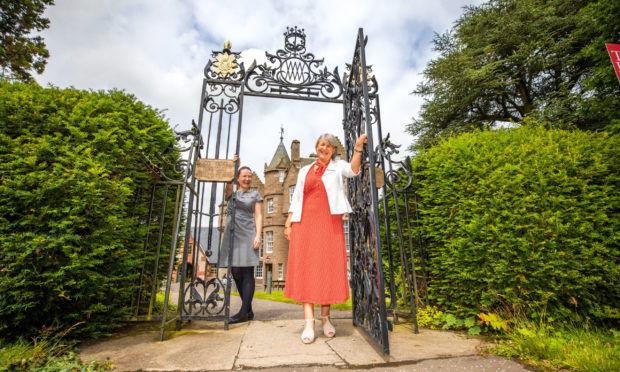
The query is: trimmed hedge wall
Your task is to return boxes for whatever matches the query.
[411,124,619,323]
[0,82,179,340]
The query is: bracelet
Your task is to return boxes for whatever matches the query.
[354,148,363,153]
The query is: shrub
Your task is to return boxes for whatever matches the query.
[0,82,179,340]
[410,123,619,324]
[491,320,620,371]
[416,306,444,329]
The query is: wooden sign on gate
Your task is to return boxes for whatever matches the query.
[194,159,236,182]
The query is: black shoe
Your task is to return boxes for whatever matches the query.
[229,313,249,324]
[248,311,254,320]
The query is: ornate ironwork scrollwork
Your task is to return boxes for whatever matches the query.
[138,122,201,182]
[375,133,413,192]
[344,63,379,97]
[204,95,241,115]
[182,277,226,316]
[245,26,343,102]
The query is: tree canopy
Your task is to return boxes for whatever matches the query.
[0,0,55,82]
[408,0,620,150]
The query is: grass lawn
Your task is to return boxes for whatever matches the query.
[237,290,353,311]
[489,321,619,372]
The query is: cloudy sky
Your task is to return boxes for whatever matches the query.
[36,0,484,181]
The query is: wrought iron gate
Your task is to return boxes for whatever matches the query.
[129,26,429,355]
[343,30,430,355]
[342,29,390,354]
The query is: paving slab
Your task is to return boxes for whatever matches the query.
[388,324,483,362]
[235,319,342,368]
[323,319,385,365]
[78,297,530,371]
[229,355,533,372]
[79,322,244,371]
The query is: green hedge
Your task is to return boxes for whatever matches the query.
[0,82,179,340]
[410,124,619,323]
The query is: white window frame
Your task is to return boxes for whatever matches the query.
[278,263,284,280]
[343,219,350,253]
[267,198,274,213]
[266,231,273,253]
[289,185,295,203]
[256,265,263,279]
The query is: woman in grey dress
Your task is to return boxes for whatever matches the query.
[218,157,263,324]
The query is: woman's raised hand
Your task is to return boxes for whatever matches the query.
[226,155,240,187]
[355,134,368,150]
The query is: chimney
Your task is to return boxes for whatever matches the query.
[291,140,300,163]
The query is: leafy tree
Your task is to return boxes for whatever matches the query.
[408,0,620,150]
[0,0,55,82]
[0,82,180,340]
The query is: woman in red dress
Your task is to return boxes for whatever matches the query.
[284,133,368,344]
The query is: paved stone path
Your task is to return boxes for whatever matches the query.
[78,295,533,371]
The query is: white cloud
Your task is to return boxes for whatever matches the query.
[36,0,485,181]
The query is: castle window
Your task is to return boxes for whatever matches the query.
[278,263,284,280]
[250,187,258,193]
[279,170,285,182]
[256,265,263,279]
[266,231,273,253]
[267,199,274,213]
[289,186,295,203]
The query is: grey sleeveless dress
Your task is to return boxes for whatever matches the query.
[217,190,262,267]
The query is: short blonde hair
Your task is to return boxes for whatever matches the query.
[315,133,339,160]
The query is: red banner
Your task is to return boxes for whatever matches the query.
[606,43,620,83]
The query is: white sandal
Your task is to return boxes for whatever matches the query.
[321,316,336,338]
[301,318,315,344]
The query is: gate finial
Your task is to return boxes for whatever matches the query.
[284,26,306,54]
[213,41,238,79]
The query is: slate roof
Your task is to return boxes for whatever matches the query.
[266,140,290,171]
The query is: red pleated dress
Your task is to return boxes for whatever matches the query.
[284,161,350,304]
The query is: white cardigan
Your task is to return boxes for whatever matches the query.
[288,159,359,222]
